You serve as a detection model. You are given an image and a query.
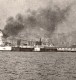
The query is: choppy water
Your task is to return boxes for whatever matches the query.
[0,52,76,80]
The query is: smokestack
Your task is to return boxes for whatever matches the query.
[17,39,21,47]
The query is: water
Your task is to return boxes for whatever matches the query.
[0,52,76,80]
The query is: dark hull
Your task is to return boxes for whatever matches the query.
[11,47,57,52]
[11,47,76,52]
[20,48,34,52]
[40,48,57,52]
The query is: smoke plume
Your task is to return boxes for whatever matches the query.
[37,4,71,36]
[3,4,72,39]
[3,15,24,38]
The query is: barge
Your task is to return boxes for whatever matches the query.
[11,46,76,52]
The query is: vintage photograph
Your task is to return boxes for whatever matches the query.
[0,0,76,80]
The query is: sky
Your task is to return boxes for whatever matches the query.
[0,0,76,34]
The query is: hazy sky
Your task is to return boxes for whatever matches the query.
[0,0,76,33]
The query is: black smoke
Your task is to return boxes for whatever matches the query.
[37,5,71,36]
[3,4,72,39]
[3,15,24,38]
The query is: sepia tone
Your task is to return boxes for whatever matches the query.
[0,0,76,80]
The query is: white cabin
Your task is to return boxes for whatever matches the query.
[0,30,3,45]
